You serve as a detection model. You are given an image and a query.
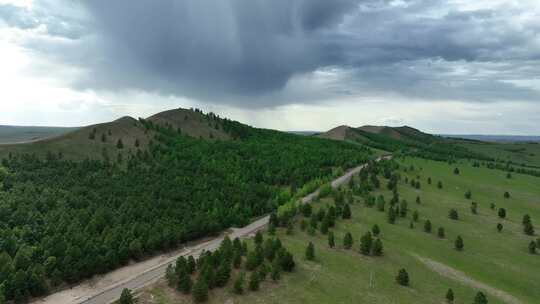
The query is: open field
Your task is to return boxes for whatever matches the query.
[139,157,540,304]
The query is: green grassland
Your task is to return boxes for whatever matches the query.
[460,141,540,168]
[139,157,540,304]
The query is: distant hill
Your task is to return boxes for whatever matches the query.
[442,134,540,143]
[0,108,234,160]
[318,124,489,161]
[0,125,78,144]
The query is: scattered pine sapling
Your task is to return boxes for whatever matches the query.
[473,291,488,304]
[396,269,409,286]
[529,241,537,254]
[446,288,454,303]
[305,242,315,261]
[424,220,432,233]
[372,224,381,237]
[328,231,335,248]
[343,232,353,249]
[437,227,445,238]
[498,208,506,219]
[372,238,383,256]
[455,236,464,251]
[497,223,503,233]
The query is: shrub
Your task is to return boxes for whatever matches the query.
[504,191,510,199]
[415,196,421,204]
[465,190,472,199]
[437,181,443,189]
[490,203,495,210]
[453,167,460,175]
[396,269,409,286]
[497,223,503,232]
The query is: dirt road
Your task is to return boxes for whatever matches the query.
[32,159,381,304]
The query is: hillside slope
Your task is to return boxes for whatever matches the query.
[0,108,231,160]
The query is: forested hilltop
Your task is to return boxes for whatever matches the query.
[0,109,372,303]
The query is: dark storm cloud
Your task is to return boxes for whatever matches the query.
[6,0,540,107]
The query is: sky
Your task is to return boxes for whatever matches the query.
[0,0,539,134]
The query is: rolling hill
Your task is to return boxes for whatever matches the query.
[0,108,231,160]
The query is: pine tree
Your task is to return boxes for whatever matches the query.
[360,232,373,255]
[192,276,209,303]
[437,181,443,189]
[134,138,140,147]
[271,259,281,281]
[343,232,353,249]
[396,268,409,286]
[377,195,385,212]
[328,231,335,248]
[233,273,244,294]
[320,217,329,234]
[416,196,421,204]
[305,242,315,261]
[455,236,464,251]
[471,202,478,214]
[119,288,134,304]
[187,256,196,273]
[177,269,192,294]
[254,231,263,245]
[524,222,535,236]
[497,223,503,232]
[454,167,460,175]
[498,208,506,219]
[428,177,432,184]
[437,227,445,238]
[166,264,176,287]
[116,139,124,149]
[473,291,488,304]
[529,241,537,254]
[446,288,454,303]
[388,207,396,224]
[448,209,459,220]
[424,220,432,233]
[215,262,231,287]
[372,224,381,237]
[399,200,408,217]
[248,271,260,291]
[372,238,383,256]
[523,214,531,225]
[412,210,419,222]
[342,203,352,219]
[504,191,510,199]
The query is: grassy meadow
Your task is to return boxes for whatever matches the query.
[139,157,540,304]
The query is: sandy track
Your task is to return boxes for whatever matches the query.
[414,254,523,304]
[32,158,383,304]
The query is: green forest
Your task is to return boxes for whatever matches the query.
[0,119,371,303]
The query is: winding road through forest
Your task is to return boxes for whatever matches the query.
[32,157,387,304]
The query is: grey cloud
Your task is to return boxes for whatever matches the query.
[8,0,540,108]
